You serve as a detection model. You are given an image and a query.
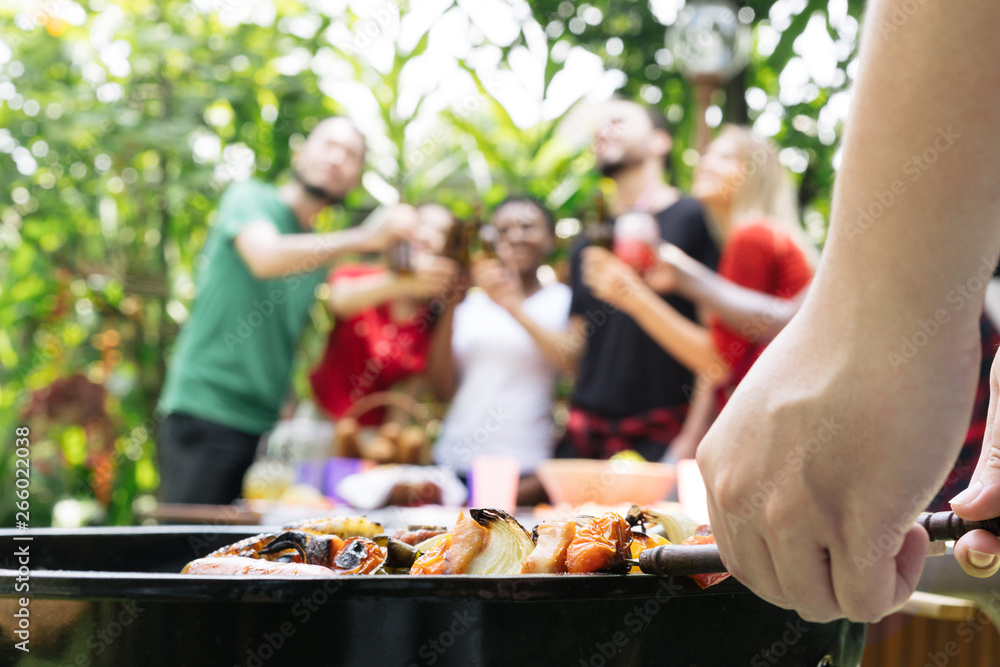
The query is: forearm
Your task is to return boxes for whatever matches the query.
[426,302,458,402]
[238,226,380,279]
[623,287,727,376]
[675,263,802,343]
[330,272,412,317]
[669,374,717,460]
[507,306,581,374]
[811,0,1000,342]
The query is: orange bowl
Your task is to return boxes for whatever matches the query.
[536,459,677,506]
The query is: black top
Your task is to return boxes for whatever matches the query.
[569,197,719,417]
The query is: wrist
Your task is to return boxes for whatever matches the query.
[393,274,418,297]
[616,281,650,316]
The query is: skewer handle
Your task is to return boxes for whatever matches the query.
[918,511,1000,542]
[637,545,725,576]
[635,513,1000,577]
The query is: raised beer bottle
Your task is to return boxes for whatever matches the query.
[587,189,614,250]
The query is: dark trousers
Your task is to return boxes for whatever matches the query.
[157,412,261,505]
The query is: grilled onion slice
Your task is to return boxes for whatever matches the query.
[626,505,700,545]
[410,509,534,575]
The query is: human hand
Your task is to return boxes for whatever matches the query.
[696,305,979,623]
[367,204,420,252]
[406,254,459,299]
[952,353,1000,577]
[645,243,696,294]
[471,256,523,312]
[581,246,646,312]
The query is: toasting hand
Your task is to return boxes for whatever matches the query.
[404,253,459,299]
[472,250,525,312]
[581,246,647,313]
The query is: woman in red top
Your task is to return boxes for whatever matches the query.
[309,204,459,426]
[583,126,816,457]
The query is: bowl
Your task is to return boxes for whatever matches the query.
[536,458,677,506]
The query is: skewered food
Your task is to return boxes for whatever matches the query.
[565,512,633,574]
[182,508,727,587]
[625,505,700,544]
[680,534,731,589]
[391,526,448,546]
[410,509,533,575]
[182,556,341,576]
[521,520,577,574]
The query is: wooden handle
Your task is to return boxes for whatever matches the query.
[637,545,726,576]
[635,512,1000,577]
[918,511,1000,541]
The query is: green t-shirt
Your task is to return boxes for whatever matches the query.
[158,179,326,434]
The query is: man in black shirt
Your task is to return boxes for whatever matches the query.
[557,99,719,462]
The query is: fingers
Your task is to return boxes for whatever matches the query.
[384,205,420,242]
[770,533,840,622]
[703,483,790,610]
[830,525,926,623]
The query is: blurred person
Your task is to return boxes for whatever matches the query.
[555,99,719,463]
[582,126,816,457]
[694,0,1000,623]
[308,203,459,429]
[428,197,571,505]
[157,117,414,505]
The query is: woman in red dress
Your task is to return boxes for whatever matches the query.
[309,204,459,428]
[582,125,816,458]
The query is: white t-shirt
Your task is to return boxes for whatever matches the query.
[434,283,572,474]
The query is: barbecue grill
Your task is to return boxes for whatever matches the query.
[0,526,865,666]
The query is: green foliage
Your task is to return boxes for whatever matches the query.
[524,0,866,239]
[1,0,856,526]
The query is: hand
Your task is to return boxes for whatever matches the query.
[696,303,979,623]
[644,243,691,294]
[406,254,459,299]
[367,204,420,252]
[952,353,1000,577]
[581,246,646,312]
[471,257,524,312]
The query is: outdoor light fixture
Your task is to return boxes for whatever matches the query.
[666,0,751,151]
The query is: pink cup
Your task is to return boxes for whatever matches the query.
[469,455,520,513]
[677,458,710,524]
[614,238,658,272]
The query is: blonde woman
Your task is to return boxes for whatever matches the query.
[582,125,816,457]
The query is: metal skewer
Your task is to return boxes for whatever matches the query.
[627,511,1000,576]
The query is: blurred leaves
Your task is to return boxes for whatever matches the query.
[1,0,859,526]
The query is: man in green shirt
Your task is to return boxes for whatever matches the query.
[157,117,414,504]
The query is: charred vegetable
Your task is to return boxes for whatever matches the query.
[521,521,577,574]
[626,505,700,544]
[410,509,533,575]
[628,532,670,574]
[391,526,448,546]
[373,535,421,569]
[282,516,384,540]
[565,512,633,574]
[256,531,386,574]
[205,532,299,562]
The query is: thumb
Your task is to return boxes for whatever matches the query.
[951,352,1000,577]
[950,354,1000,521]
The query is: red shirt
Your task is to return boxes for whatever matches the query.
[710,222,813,401]
[309,265,435,425]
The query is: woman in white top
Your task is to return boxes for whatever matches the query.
[428,197,572,504]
